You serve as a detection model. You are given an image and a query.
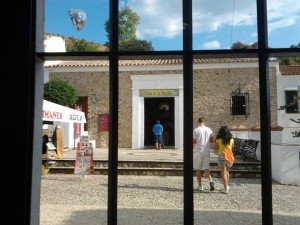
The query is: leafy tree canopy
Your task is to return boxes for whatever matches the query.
[104,6,154,51]
[44,79,78,106]
[105,7,139,41]
[119,39,154,51]
[230,41,258,49]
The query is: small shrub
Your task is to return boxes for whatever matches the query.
[44,79,78,106]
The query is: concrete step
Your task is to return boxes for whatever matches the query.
[43,159,261,178]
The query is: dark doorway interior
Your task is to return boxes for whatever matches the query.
[144,97,174,148]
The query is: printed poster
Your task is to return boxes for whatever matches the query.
[74,141,94,178]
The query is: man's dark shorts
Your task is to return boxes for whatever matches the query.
[154,135,163,144]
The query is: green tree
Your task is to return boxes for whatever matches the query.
[105,7,139,41]
[118,7,139,40]
[104,6,154,51]
[44,79,78,106]
[119,39,154,51]
[231,41,258,49]
[249,42,258,49]
[231,41,248,49]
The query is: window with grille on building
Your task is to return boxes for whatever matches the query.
[230,91,250,117]
[285,90,299,114]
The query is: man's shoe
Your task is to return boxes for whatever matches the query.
[222,189,229,194]
[209,181,215,191]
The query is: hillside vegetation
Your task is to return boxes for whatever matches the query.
[45,33,108,52]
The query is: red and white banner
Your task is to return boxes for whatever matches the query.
[43,100,86,123]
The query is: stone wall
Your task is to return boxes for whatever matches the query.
[192,67,277,134]
[49,65,277,148]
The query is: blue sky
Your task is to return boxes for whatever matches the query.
[45,0,300,51]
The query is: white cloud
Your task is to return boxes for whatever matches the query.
[128,0,300,40]
[267,0,300,35]
[129,0,258,38]
[268,18,296,33]
[267,0,300,20]
[202,41,220,49]
[130,0,182,39]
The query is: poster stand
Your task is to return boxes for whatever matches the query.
[74,135,94,179]
[41,141,56,175]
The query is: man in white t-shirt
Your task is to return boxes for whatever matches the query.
[193,117,215,192]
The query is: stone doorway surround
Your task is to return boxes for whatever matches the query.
[131,74,183,149]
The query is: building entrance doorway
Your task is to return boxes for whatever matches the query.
[144,97,174,148]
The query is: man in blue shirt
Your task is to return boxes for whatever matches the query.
[153,119,164,150]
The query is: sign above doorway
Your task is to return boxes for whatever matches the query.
[139,89,179,97]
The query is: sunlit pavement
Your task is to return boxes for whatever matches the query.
[40,174,300,225]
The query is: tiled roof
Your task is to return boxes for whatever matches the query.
[279,66,300,75]
[45,58,260,68]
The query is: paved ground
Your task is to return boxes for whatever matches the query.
[40,148,300,225]
[40,174,300,225]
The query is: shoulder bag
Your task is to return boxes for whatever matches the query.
[223,145,235,164]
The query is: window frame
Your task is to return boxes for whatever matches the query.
[28,1,300,225]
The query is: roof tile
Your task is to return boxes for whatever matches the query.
[45,58,260,68]
[280,66,300,75]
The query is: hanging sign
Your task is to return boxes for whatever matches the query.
[99,114,109,131]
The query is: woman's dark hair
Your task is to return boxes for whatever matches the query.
[216,126,233,145]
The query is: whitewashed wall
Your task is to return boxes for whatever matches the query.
[44,36,65,66]
[276,66,300,144]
